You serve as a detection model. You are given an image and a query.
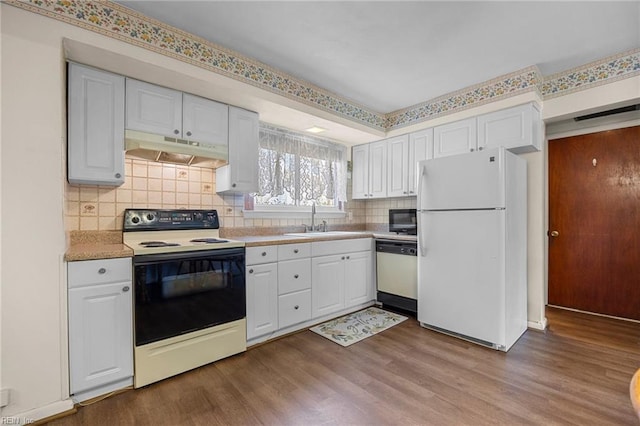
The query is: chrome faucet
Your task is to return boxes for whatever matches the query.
[311,202,316,231]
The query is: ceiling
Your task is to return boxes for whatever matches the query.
[116,1,639,115]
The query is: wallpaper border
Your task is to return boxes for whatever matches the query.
[5,0,639,132]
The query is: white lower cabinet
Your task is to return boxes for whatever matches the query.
[246,239,374,344]
[68,257,133,402]
[311,238,374,318]
[246,246,279,340]
[246,262,279,340]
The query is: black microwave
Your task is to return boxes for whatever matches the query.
[389,209,417,235]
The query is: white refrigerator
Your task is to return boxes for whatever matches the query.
[416,147,527,351]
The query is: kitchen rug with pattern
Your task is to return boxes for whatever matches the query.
[310,307,407,347]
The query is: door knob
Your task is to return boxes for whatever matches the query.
[549,230,559,237]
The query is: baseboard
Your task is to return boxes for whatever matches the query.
[6,399,75,425]
[527,317,548,331]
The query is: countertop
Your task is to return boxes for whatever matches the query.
[65,230,417,260]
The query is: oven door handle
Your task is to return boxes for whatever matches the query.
[133,247,245,265]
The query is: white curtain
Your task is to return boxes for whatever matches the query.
[256,124,347,207]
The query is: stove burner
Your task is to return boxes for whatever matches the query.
[139,241,181,248]
[190,238,229,244]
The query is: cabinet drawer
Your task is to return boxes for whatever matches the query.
[278,290,311,329]
[68,258,132,288]
[246,246,278,265]
[312,238,372,257]
[278,259,311,294]
[278,243,311,261]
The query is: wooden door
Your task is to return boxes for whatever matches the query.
[548,126,640,320]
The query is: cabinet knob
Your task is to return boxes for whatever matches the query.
[470,148,475,152]
[346,256,350,260]
[294,249,299,254]
[186,131,192,137]
[294,305,299,310]
[403,191,408,194]
[261,252,267,256]
[98,268,106,274]
[294,274,299,279]
[115,173,121,179]
[478,146,484,151]
[232,183,237,188]
[369,194,373,197]
[249,269,254,274]
[174,129,180,135]
[122,286,130,292]
[341,256,345,260]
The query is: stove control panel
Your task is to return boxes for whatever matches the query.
[123,209,220,231]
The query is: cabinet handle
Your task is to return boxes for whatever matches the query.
[115,173,121,179]
[261,252,267,256]
[122,286,130,292]
[249,269,254,274]
[294,249,299,254]
[294,274,299,279]
[98,268,106,274]
[186,131,192,137]
[294,305,299,310]
[174,129,179,135]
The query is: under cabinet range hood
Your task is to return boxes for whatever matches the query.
[124,130,228,168]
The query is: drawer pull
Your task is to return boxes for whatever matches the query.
[249,269,254,274]
[346,256,350,260]
[98,268,106,274]
[294,305,299,310]
[122,286,130,292]
[261,252,267,256]
[294,274,299,279]
[341,256,345,260]
[294,249,299,254]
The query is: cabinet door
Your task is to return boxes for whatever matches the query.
[67,63,125,186]
[387,135,410,198]
[216,107,259,193]
[68,281,133,394]
[246,263,278,339]
[368,140,388,198]
[478,103,539,153]
[433,117,477,158]
[182,93,229,146]
[351,144,369,199]
[125,79,182,138]
[408,128,433,195]
[344,251,372,307]
[312,255,345,318]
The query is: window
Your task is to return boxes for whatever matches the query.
[248,124,347,215]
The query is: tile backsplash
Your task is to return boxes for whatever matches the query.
[65,158,415,232]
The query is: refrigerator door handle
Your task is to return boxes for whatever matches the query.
[418,212,426,257]
[417,164,427,256]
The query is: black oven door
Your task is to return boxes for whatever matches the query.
[133,247,245,346]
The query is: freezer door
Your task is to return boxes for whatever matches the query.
[417,147,506,210]
[417,210,505,346]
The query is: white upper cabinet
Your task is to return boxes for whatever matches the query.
[182,93,229,146]
[216,106,259,193]
[126,79,182,138]
[387,130,433,197]
[67,63,125,186]
[478,102,541,153]
[352,140,387,199]
[126,79,229,146]
[433,117,479,158]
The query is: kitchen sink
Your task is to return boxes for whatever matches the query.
[284,231,368,237]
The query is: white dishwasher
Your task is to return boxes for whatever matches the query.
[376,239,417,314]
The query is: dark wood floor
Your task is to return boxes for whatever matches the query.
[48,307,640,425]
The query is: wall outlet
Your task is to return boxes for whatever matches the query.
[0,388,10,407]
